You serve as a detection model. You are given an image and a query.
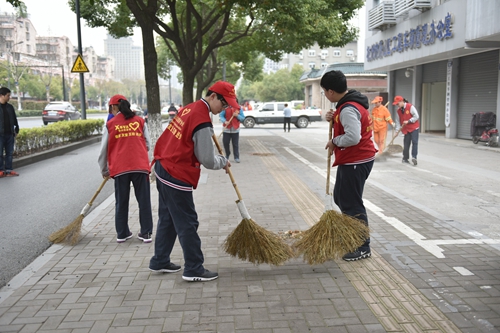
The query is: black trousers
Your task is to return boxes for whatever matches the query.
[333,160,374,250]
[150,162,205,276]
[114,172,153,239]
[284,117,291,132]
[222,132,240,159]
[403,129,419,160]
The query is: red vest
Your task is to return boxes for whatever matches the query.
[332,101,377,166]
[397,103,420,134]
[154,99,212,188]
[223,107,240,130]
[106,113,149,177]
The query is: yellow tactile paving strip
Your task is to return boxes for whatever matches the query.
[249,139,461,333]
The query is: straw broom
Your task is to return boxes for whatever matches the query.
[293,120,370,265]
[49,177,109,245]
[212,134,293,265]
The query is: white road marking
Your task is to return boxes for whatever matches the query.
[453,267,474,276]
[287,147,500,259]
[390,159,453,180]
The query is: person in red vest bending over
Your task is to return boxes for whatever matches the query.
[393,96,420,166]
[149,81,237,282]
[98,94,154,244]
[322,70,377,262]
[219,104,245,163]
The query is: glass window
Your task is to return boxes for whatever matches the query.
[346,50,354,57]
[262,103,274,112]
[333,50,341,57]
[321,62,328,68]
[308,62,316,69]
[321,50,328,57]
[277,103,285,111]
[308,50,316,56]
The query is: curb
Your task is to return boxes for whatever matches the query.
[13,136,102,169]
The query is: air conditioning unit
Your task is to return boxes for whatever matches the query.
[368,1,396,31]
[394,0,431,17]
[320,55,326,60]
[299,55,303,59]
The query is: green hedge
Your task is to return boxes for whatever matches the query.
[14,119,104,157]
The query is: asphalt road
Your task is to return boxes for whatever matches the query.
[17,114,107,129]
[0,142,115,288]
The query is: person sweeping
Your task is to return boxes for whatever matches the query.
[148,81,236,282]
[322,70,377,261]
[370,96,395,155]
[98,95,154,244]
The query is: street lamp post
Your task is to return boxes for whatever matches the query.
[7,41,24,90]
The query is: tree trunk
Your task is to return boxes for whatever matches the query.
[182,73,195,106]
[126,0,161,162]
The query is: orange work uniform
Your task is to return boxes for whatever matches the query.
[371,104,395,153]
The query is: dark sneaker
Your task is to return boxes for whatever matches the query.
[150,262,181,273]
[342,249,371,261]
[117,232,133,243]
[138,232,152,243]
[182,269,218,282]
[412,158,417,166]
[402,159,410,164]
[6,171,19,176]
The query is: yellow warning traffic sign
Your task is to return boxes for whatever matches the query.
[71,54,89,73]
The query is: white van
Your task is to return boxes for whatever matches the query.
[242,101,322,128]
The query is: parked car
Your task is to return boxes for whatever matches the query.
[242,101,322,128]
[42,101,81,125]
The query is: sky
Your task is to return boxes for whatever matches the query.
[0,0,142,56]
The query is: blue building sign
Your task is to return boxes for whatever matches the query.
[367,13,453,62]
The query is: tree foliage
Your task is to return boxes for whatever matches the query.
[72,0,363,105]
[237,64,305,103]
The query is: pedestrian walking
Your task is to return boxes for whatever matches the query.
[220,105,245,163]
[98,95,154,243]
[393,96,420,165]
[149,81,236,282]
[371,96,395,154]
[322,70,377,261]
[0,87,20,177]
[283,103,292,132]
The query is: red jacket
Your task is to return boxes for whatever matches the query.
[106,113,149,177]
[397,103,420,134]
[153,99,212,188]
[332,101,377,166]
[223,107,241,130]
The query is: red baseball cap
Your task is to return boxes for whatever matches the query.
[392,96,404,105]
[109,94,127,106]
[371,96,383,104]
[208,81,239,109]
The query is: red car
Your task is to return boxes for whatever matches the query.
[42,101,81,125]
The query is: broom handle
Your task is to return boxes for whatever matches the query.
[326,120,333,195]
[218,112,237,139]
[89,177,110,205]
[211,134,244,201]
[387,123,405,147]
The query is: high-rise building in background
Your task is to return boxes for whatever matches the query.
[104,34,144,81]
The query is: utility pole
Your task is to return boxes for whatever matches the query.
[75,0,87,119]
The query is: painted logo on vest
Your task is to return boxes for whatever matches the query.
[114,121,142,139]
[181,108,191,117]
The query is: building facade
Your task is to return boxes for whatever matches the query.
[365,0,500,139]
[300,63,387,111]
[104,34,144,80]
[264,42,360,74]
